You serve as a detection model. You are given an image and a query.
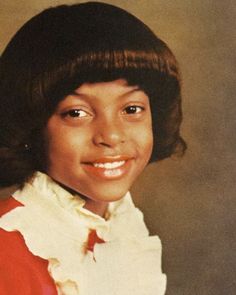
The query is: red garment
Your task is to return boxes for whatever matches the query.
[87,229,105,252]
[0,197,105,294]
[0,197,58,295]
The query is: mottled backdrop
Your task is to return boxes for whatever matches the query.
[0,1,235,294]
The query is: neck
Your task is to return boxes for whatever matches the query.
[83,199,108,218]
[53,180,108,217]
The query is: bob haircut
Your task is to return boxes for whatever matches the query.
[0,2,186,188]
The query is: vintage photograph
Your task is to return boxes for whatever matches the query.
[0,1,235,294]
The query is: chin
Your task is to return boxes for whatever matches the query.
[87,187,130,203]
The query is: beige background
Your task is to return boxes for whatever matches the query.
[0,1,235,294]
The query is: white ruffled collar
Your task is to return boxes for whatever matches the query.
[0,172,166,295]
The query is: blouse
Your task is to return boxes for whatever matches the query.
[0,171,166,294]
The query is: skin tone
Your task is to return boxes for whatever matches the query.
[45,79,153,217]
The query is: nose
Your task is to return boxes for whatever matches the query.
[92,116,125,148]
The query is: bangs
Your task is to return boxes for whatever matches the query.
[35,46,180,117]
[71,48,178,72]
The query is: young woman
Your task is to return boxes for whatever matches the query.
[0,2,186,294]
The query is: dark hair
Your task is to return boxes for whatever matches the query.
[0,2,186,188]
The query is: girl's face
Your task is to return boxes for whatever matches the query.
[45,79,153,210]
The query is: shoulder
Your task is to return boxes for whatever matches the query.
[0,196,23,217]
[0,197,57,295]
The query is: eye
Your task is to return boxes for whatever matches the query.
[123,105,145,115]
[61,109,89,118]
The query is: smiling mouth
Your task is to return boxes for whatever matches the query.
[82,157,133,179]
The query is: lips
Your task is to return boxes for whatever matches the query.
[82,156,133,180]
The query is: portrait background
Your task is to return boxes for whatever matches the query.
[0,1,235,294]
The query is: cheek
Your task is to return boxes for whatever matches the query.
[142,129,154,160]
[140,107,154,153]
[142,120,154,163]
[44,126,75,167]
[47,135,78,161]
[132,122,153,160]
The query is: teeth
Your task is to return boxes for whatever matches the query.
[93,161,125,169]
